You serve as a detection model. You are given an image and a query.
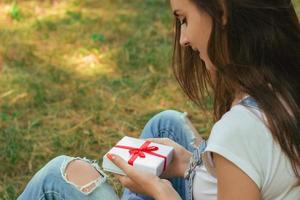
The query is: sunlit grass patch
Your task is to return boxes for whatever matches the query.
[65,48,117,76]
[1,0,299,199]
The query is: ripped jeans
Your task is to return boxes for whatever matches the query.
[17,156,120,200]
[18,110,200,200]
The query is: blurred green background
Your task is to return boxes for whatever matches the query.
[0,0,299,199]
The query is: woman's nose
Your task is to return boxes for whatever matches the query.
[180,29,189,47]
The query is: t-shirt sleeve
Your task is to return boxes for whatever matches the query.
[205,106,267,189]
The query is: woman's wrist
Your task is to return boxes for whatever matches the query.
[153,180,182,200]
[180,151,192,177]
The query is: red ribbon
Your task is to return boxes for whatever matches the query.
[115,141,167,171]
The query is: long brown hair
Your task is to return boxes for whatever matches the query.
[173,0,300,180]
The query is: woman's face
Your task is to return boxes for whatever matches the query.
[170,0,214,70]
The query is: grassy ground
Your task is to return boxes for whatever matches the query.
[0,0,299,199]
[0,0,213,199]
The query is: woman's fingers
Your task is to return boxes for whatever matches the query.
[109,153,160,196]
[107,153,145,181]
[114,174,134,187]
[107,153,132,175]
[145,138,174,145]
[115,174,152,195]
[146,138,183,151]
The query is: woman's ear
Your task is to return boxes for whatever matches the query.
[220,0,228,26]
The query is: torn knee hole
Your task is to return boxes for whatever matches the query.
[64,159,101,193]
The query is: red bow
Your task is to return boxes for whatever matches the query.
[115,141,167,171]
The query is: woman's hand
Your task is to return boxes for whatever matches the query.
[146,138,192,178]
[107,153,182,200]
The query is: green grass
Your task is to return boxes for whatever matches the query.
[0,0,212,198]
[0,0,299,199]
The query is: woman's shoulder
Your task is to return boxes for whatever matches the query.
[205,104,300,199]
[210,104,271,142]
[206,103,273,161]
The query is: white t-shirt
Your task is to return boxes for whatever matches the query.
[193,104,300,200]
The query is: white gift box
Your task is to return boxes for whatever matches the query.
[102,136,174,176]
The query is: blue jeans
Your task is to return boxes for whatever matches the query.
[121,110,199,200]
[18,156,120,200]
[18,110,198,200]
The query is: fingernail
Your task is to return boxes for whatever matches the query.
[107,153,114,161]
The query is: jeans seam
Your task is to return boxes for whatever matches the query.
[158,128,179,141]
[157,111,199,150]
[157,111,188,140]
[39,191,64,200]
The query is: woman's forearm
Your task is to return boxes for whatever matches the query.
[155,192,182,200]
[153,181,182,200]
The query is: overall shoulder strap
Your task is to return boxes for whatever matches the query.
[239,96,260,110]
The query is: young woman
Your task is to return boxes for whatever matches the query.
[18,0,300,199]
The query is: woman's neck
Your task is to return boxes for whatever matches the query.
[231,92,248,108]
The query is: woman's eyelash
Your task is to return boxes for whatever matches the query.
[179,18,187,25]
